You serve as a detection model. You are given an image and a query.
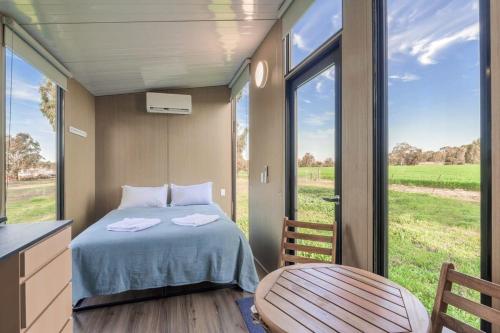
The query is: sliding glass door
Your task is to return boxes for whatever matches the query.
[287,47,341,263]
[374,0,489,328]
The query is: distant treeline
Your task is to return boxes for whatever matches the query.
[298,153,334,167]
[389,139,480,166]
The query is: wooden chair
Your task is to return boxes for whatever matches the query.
[431,262,500,333]
[279,217,336,267]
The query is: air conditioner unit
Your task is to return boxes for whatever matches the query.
[146,92,192,114]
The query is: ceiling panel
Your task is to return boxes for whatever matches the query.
[0,0,282,95]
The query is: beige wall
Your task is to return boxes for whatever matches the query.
[248,21,285,272]
[247,8,375,272]
[95,86,232,219]
[166,87,232,214]
[491,1,500,331]
[64,79,96,237]
[341,0,373,270]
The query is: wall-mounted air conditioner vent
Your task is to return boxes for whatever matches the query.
[146,92,192,114]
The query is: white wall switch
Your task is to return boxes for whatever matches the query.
[220,188,226,197]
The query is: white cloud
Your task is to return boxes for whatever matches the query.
[292,33,308,51]
[321,67,336,81]
[331,14,341,30]
[388,0,479,66]
[6,79,40,103]
[304,112,335,126]
[298,127,335,161]
[315,81,323,93]
[412,24,478,65]
[389,73,420,82]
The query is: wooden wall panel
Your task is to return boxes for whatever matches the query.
[341,0,373,270]
[491,1,500,331]
[249,21,285,273]
[167,86,232,214]
[95,93,169,218]
[64,79,95,237]
[95,86,231,218]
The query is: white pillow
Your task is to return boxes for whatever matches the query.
[170,182,213,206]
[118,185,168,209]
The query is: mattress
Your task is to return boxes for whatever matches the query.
[70,204,259,304]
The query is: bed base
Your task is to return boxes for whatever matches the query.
[72,282,237,312]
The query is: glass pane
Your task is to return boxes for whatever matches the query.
[5,49,58,223]
[235,82,250,238]
[387,0,480,327]
[291,0,342,68]
[295,65,336,261]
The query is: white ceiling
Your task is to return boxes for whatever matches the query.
[0,0,282,95]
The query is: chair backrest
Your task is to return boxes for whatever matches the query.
[279,217,336,267]
[431,263,500,333]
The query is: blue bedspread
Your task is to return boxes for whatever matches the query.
[71,204,259,304]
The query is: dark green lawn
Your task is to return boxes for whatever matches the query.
[299,164,480,190]
[388,190,480,327]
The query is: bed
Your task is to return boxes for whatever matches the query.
[71,204,259,305]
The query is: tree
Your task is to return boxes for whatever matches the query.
[39,79,57,131]
[323,157,334,167]
[6,133,42,180]
[299,153,316,167]
[389,143,422,166]
[236,125,249,172]
[464,139,480,164]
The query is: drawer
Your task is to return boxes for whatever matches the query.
[21,227,71,278]
[22,249,71,329]
[26,283,72,333]
[60,318,73,333]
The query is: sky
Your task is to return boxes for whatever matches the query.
[236,82,250,160]
[387,0,480,151]
[282,0,480,161]
[6,50,56,162]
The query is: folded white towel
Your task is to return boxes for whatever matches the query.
[172,214,219,227]
[107,218,161,232]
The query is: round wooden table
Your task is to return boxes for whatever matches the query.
[255,263,430,333]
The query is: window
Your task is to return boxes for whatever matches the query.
[0,20,69,224]
[234,82,250,238]
[282,0,343,263]
[5,49,61,223]
[376,0,485,328]
[288,0,342,69]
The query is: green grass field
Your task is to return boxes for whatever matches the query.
[389,164,480,191]
[388,190,480,327]
[6,179,57,224]
[291,164,481,327]
[236,176,249,238]
[299,164,480,190]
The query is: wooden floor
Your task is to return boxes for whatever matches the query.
[74,265,266,333]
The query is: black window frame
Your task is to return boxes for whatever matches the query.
[1,47,65,223]
[56,87,65,220]
[372,0,492,330]
[285,34,343,264]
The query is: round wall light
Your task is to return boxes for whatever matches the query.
[254,61,268,88]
